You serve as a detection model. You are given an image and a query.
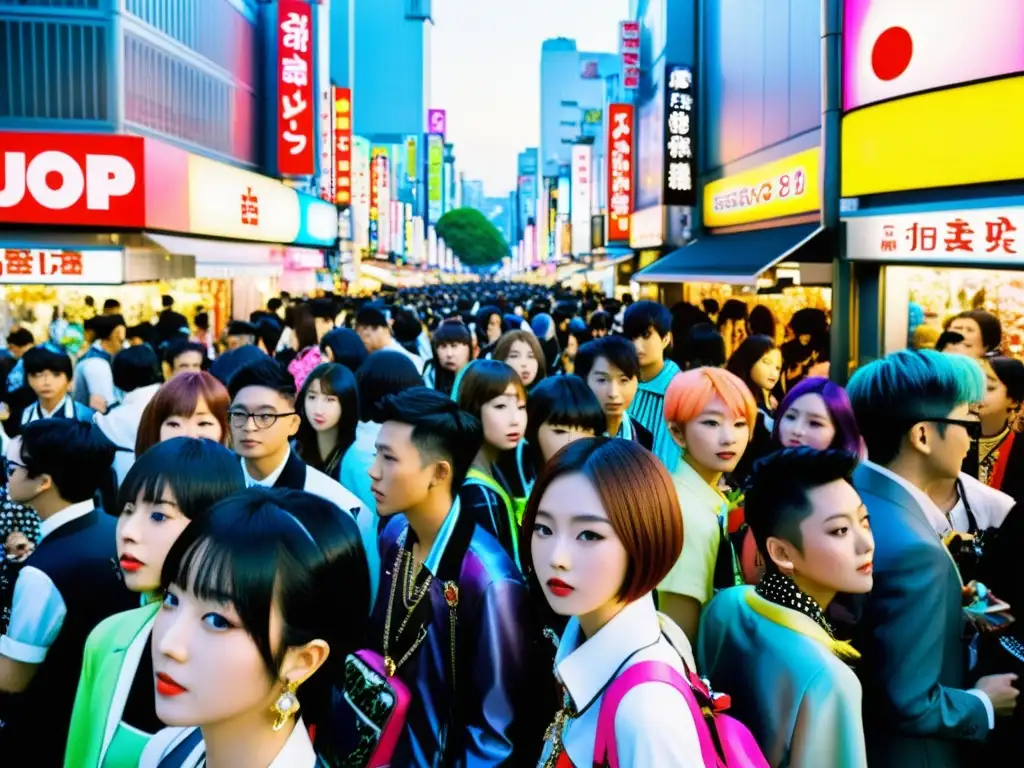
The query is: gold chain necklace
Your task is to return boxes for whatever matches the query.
[383,544,433,677]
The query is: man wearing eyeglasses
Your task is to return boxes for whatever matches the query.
[225,359,375,594]
[846,349,1018,767]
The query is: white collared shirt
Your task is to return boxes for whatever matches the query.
[539,596,702,767]
[21,395,76,424]
[0,500,95,664]
[241,451,291,488]
[139,718,318,768]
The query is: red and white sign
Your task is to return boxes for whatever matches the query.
[334,87,353,206]
[571,144,593,255]
[607,104,634,242]
[276,0,316,176]
[0,248,124,285]
[619,21,641,89]
[846,206,1024,264]
[0,133,144,228]
[376,155,392,256]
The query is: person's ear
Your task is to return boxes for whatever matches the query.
[765,536,796,576]
[34,472,54,495]
[287,412,301,439]
[279,639,330,691]
[906,422,932,457]
[430,459,452,489]
[661,332,673,351]
[668,421,686,450]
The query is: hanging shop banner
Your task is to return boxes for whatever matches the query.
[704,148,821,229]
[351,137,370,250]
[663,65,696,206]
[547,178,560,260]
[316,0,332,199]
[0,248,124,285]
[368,148,382,252]
[375,152,392,257]
[0,132,145,228]
[842,0,1024,197]
[607,103,634,242]
[426,133,444,224]
[333,87,352,206]
[619,20,640,89]
[846,205,1024,264]
[427,109,447,138]
[406,136,418,183]
[571,144,593,256]
[276,0,316,176]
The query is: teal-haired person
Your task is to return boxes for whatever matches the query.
[846,349,1019,767]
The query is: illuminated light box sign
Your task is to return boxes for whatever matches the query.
[0,248,124,284]
[663,65,696,207]
[704,148,821,229]
[845,205,1024,263]
[842,0,1024,196]
[607,104,634,242]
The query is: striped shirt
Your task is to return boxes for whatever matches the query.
[627,358,682,472]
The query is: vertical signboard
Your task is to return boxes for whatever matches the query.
[316,0,332,199]
[333,87,352,206]
[375,151,391,257]
[427,109,447,138]
[619,21,640,89]
[368,148,382,252]
[351,137,370,250]
[276,0,316,176]
[547,178,559,260]
[607,103,634,242]
[426,133,444,224]
[664,65,696,206]
[571,145,593,256]
[405,136,418,183]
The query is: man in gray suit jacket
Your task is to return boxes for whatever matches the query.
[846,349,1018,766]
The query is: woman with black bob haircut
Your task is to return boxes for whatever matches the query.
[514,375,606,499]
[319,327,369,373]
[139,487,370,768]
[295,363,359,481]
[423,319,473,396]
[67,438,245,768]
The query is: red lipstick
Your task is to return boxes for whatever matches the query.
[156,672,188,697]
[547,578,575,597]
[119,555,144,573]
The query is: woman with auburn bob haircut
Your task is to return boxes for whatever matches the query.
[135,372,231,457]
[658,367,757,645]
[523,438,703,767]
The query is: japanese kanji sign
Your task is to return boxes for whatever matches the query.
[277,0,316,176]
[571,144,593,256]
[619,21,640,89]
[426,134,444,225]
[333,87,352,206]
[606,103,634,243]
[0,249,124,285]
[846,207,1024,265]
[663,65,696,207]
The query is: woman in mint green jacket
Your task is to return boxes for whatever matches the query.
[66,438,245,768]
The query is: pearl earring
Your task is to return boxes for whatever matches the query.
[271,679,300,731]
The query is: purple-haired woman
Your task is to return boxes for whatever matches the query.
[772,376,864,456]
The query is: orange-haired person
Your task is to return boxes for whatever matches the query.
[658,366,757,644]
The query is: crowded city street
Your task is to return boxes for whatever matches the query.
[1,0,1022,766]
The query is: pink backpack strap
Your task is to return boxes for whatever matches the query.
[592,660,721,768]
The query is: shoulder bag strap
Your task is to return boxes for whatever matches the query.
[463,468,520,566]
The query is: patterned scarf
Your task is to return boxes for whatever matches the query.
[755,571,834,638]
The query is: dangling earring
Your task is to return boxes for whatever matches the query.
[271,679,300,731]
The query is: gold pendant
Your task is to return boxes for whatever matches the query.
[385,655,397,677]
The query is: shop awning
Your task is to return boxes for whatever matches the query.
[146,233,322,278]
[633,224,827,284]
[588,247,634,271]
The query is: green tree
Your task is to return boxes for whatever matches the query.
[435,207,510,267]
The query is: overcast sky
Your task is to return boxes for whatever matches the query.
[431,0,627,197]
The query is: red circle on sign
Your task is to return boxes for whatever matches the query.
[44,171,65,190]
[871,26,913,82]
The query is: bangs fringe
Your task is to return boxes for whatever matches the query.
[664,367,758,429]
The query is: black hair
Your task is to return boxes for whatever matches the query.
[726,335,779,408]
[92,314,125,341]
[6,328,34,348]
[102,299,122,312]
[228,357,297,401]
[227,320,258,338]
[296,363,360,471]
[20,420,116,503]
[951,309,1002,354]
[267,297,284,314]
[355,306,389,329]
[525,376,607,471]
[574,335,639,381]
[127,323,158,346]
[377,387,483,491]
[161,295,174,309]
[355,350,422,422]
[679,322,727,370]
[622,300,672,341]
[702,298,720,316]
[255,317,283,354]
[718,298,749,325]
[161,487,369,741]
[935,331,965,352]
[429,321,473,396]
[23,345,73,380]
[320,328,369,373]
[309,298,337,320]
[194,312,210,332]
[118,437,245,519]
[749,305,776,339]
[588,310,613,335]
[744,447,860,567]
[165,339,210,370]
[986,355,1024,403]
[113,345,163,393]
[391,307,422,345]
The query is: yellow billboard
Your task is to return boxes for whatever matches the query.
[703,149,821,229]
[842,77,1024,197]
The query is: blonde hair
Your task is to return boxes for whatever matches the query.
[663,366,757,431]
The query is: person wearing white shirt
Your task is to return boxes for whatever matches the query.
[0,420,134,765]
[354,305,424,371]
[75,314,126,414]
[20,344,96,426]
[526,438,702,768]
[847,349,1019,767]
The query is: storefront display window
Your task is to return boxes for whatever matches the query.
[682,283,832,344]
